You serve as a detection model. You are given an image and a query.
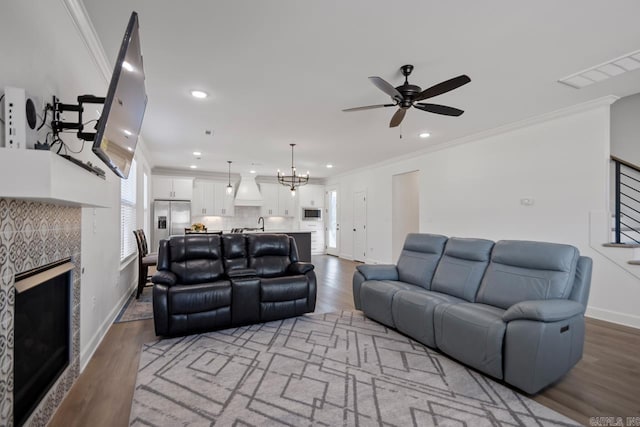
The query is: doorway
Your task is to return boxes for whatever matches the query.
[392,170,420,260]
[325,187,339,256]
[353,191,367,262]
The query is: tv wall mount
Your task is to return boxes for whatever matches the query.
[51,95,105,141]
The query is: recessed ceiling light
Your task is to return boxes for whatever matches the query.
[127,147,133,152]
[190,165,197,169]
[419,132,431,139]
[326,164,333,168]
[122,61,134,72]
[123,129,132,136]
[193,151,202,156]
[249,170,256,174]
[191,90,208,99]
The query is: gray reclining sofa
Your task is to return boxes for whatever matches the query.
[353,233,592,394]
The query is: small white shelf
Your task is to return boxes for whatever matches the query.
[0,148,108,207]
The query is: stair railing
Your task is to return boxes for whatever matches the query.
[612,155,640,244]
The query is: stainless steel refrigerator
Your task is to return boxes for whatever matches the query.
[152,200,191,252]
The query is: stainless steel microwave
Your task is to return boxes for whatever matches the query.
[302,207,322,221]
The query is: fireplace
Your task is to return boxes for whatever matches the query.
[13,259,73,426]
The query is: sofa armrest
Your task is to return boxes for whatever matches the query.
[503,299,585,323]
[356,264,398,281]
[152,270,177,286]
[227,268,257,278]
[288,262,315,275]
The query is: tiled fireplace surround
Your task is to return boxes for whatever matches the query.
[0,199,82,426]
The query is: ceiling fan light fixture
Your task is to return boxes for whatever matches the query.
[344,65,470,128]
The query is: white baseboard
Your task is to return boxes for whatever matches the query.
[586,306,640,329]
[80,280,136,371]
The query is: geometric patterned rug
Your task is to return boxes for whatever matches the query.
[129,311,580,426]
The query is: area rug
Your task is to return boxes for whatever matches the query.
[114,286,153,323]
[129,311,579,426]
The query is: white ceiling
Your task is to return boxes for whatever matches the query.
[82,0,640,178]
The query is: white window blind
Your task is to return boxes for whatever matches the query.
[121,159,137,260]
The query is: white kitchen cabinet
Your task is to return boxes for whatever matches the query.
[300,221,325,254]
[261,183,296,217]
[278,186,296,217]
[192,180,215,215]
[152,176,193,200]
[298,184,325,208]
[213,182,235,216]
[193,180,235,217]
[260,183,279,216]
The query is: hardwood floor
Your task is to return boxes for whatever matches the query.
[50,255,640,426]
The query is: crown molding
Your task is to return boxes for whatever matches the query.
[327,95,620,182]
[61,0,112,84]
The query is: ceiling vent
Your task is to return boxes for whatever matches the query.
[558,49,640,89]
[234,173,263,206]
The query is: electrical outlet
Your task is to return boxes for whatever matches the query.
[91,296,96,310]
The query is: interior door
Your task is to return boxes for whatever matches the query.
[353,191,367,262]
[325,187,339,256]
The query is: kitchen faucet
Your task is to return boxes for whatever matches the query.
[258,216,265,232]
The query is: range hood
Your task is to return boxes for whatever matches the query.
[234,173,263,206]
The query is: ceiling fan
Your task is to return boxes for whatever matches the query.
[343,64,471,128]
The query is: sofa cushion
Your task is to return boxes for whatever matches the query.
[476,240,579,310]
[431,238,494,302]
[248,234,292,277]
[222,234,248,271]
[167,235,225,285]
[434,303,506,379]
[392,290,466,348]
[360,280,423,327]
[396,233,448,289]
[169,281,231,314]
[261,275,309,302]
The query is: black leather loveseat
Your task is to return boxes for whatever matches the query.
[151,233,317,336]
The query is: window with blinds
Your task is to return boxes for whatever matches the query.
[120,159,137,261]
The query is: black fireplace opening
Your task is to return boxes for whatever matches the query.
[13,260,71,427]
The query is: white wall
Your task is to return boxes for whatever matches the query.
[611,92,640,167]
[392,170,420,260]
[0,0,153,368]
[327,101,640,328]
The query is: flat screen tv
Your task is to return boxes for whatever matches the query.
[92,11,147,179]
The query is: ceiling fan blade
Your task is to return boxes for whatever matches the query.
[369,76,404,101]
[414,75,471,102]
[342,104,395,112]
[389,108,406,128]
[414,103,464,116]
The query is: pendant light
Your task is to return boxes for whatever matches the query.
[226,160,233,195]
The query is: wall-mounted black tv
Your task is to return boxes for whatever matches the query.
[92,11,147,179]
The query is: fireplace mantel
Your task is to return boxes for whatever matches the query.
[0,149,108,207]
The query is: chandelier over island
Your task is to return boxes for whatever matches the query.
[277,143,309,196]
